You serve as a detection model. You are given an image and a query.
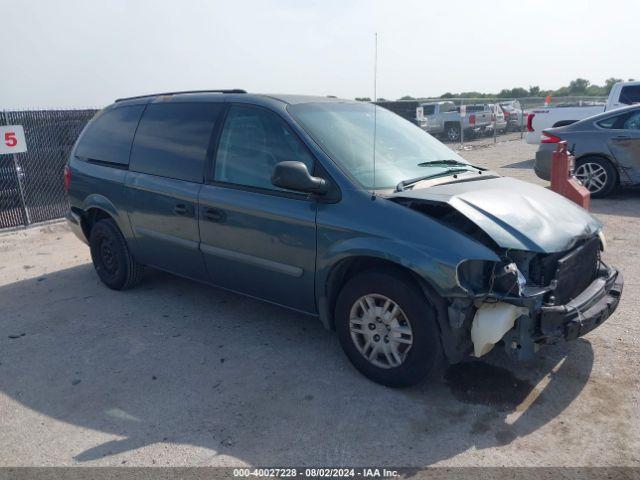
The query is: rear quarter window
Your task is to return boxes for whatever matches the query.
[129,102,223,183]
[75,105,144,164]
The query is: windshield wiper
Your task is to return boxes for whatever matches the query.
[395,167,471,192]
[417,159,486,170]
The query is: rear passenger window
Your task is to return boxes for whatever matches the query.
[620,86,640,105]
[214,105,315,191]
[623,112,640,130]
[75,105,144,164]
[597,111,639,129]
[129,102,222,182]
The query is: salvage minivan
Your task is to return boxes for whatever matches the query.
[65,90,623,387]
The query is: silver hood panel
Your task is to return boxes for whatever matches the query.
[393,177,601,253]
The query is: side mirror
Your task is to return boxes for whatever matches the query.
[271,161,328,194]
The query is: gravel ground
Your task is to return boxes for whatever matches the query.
[0,140,638,467]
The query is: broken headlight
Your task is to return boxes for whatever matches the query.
[457,259,526,297]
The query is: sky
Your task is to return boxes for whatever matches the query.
[2,0,638,109]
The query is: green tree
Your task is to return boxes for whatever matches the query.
[513,88,529,98]
[435,77,627,100]
[355,97,371,102]
[459,91,487,99]
[398,95,415,100]
[586,85,606,96]
[568,78,590,94]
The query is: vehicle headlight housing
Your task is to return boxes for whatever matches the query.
[457,259,526,297]
[598,229,606,251]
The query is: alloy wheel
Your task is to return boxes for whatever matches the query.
[349,294,413,369]
[574,162,608,194]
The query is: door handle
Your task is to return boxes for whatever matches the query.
[203,207,226,223]
[614,135,631,139]
[173,204,193,216]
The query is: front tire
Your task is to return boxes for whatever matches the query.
[89,218,144,290]
[335,270,444,388]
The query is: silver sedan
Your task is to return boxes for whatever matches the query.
[534,104,640,197]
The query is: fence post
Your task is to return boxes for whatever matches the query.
[520,98,524,140]
[459,100,464,148]
[493,103,497,144]
[12,152,30,225]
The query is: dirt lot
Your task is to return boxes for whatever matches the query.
[0,140,638,467]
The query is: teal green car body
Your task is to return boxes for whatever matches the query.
[66,92,622,365]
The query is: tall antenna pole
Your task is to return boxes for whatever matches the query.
[372,32,378,193]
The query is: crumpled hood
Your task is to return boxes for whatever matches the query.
[392,176,601,253]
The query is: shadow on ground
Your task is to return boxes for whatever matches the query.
[0,264,594,466]
[501,159,535,169]
[589,187,640,219]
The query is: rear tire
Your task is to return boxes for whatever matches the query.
[89,218,144,290]
[445,124,461,142]
[574,156,617,198]
[335,270,444,388]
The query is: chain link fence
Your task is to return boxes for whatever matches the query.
[0,109,97,229]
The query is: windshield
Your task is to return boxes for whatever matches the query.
[288,102,472,189]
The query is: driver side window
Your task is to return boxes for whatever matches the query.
[214,105,315,191]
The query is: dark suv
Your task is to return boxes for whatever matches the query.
[66,90,623,387]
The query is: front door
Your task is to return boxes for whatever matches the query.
[199,104,317,313]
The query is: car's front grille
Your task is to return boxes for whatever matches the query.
[551,237,600,304]
[527,236,600,304]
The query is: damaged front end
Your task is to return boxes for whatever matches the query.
[390,177,624,361]
[455,236,623,360]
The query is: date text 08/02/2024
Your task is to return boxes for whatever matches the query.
[232,468,400,478]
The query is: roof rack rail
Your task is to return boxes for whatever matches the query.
[115,89,247,103]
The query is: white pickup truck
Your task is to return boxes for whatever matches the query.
[525,81,640,144]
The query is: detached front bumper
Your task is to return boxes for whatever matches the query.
[483,264,624,360]
[538,266,623,341]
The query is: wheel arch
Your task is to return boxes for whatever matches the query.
[80,207,113,241]
[322,257,432,328]
[78,194,134,243]
[319,254,462,365]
